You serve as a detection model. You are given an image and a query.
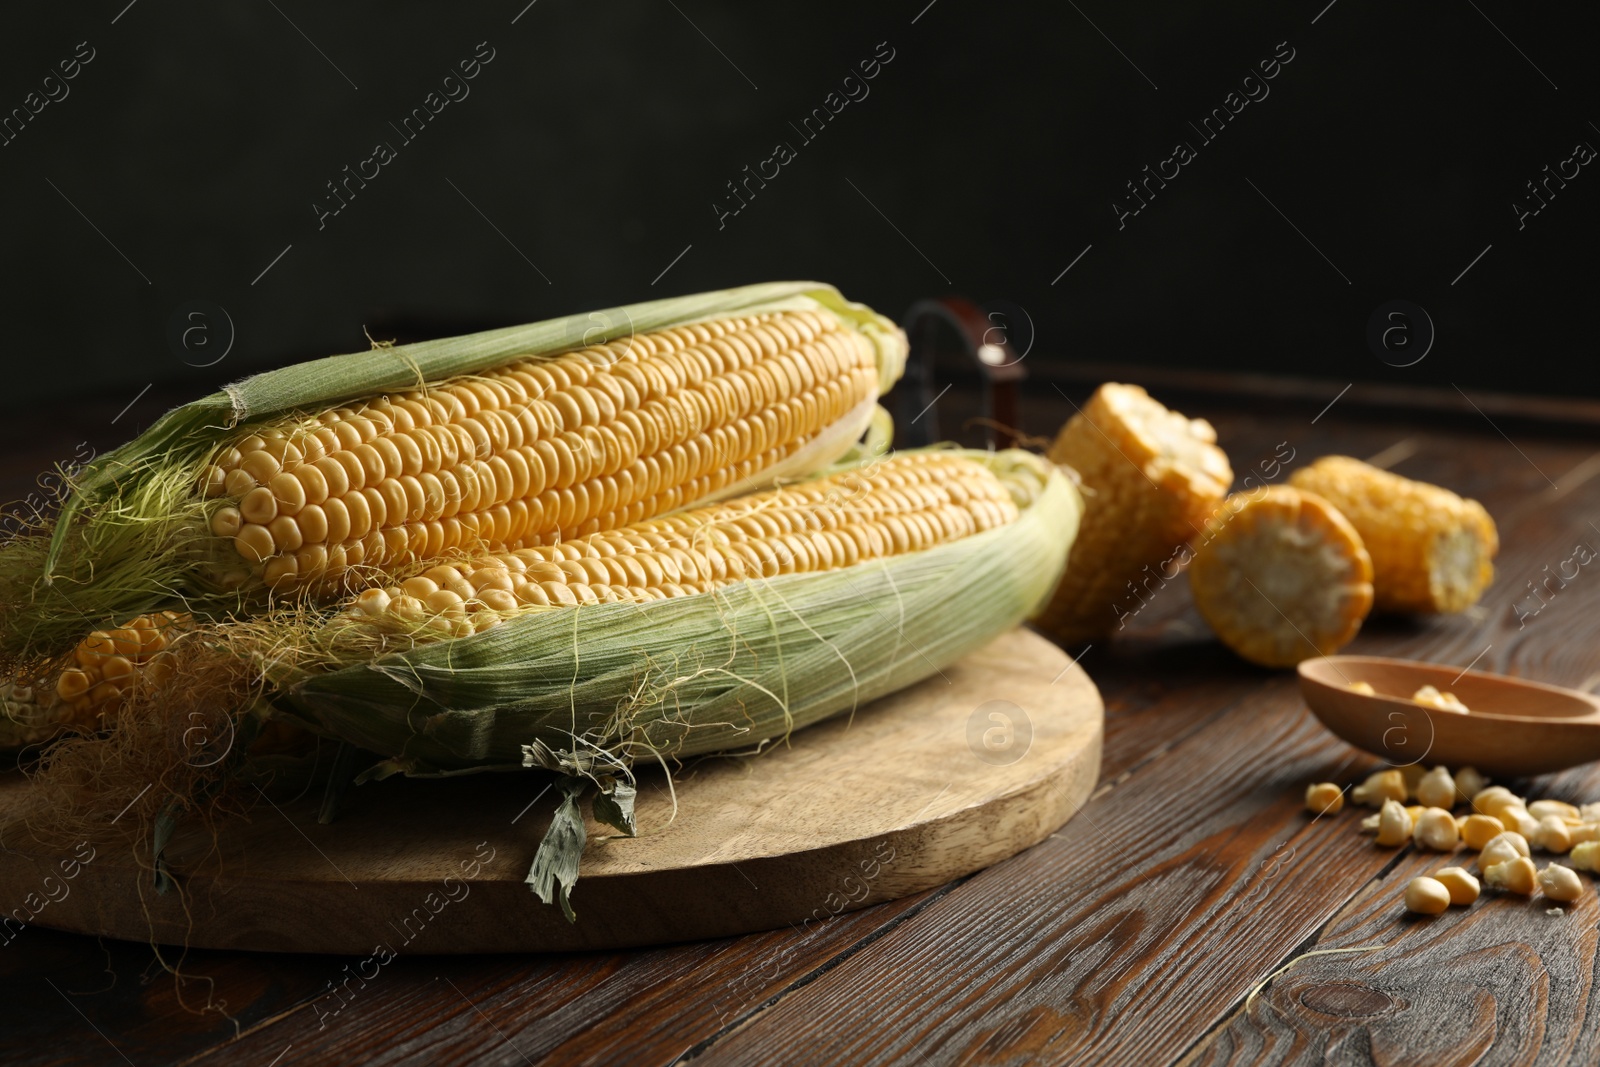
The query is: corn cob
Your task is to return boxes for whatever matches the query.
[1187,486,1374,667]
[1032,383,1233,644]
[1288,455,1497,613]
[0,283,906,665]
[53,611,190,726]
[341,451,1021,639]
[201,308,882,594]
[188,449,1081,774]
[21,449,1081,920]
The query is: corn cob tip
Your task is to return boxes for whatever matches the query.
[1288,455,1496,614]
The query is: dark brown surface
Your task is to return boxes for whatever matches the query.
[5,379,1600,1066]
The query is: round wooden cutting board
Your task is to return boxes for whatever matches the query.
[0,628,1101,954]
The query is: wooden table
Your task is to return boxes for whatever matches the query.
[6,375,1600,1066]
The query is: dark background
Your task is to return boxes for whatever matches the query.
[1,0,1595,429]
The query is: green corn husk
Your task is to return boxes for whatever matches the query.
[0,282,908,668]
[278,448,1078,774]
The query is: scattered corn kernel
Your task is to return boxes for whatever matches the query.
[1536,816,1574,854]
[1360,813,1381,834]
[1305,782,1344,815]
[1415,766,1456,809]
[1529,800,1581,823]
[1538,863,1584,903]
[1461,814,1508,851]
[1376,799,1414,847]
[1412,684,1469,714]
[1480,831,1531,869]
[1399,763,1428,798]
[1404,876,1452,915]
[1570,823,1600,846]
[1498,806,1540,840]
[1472,786,1524,819]
[1347,681,1376,695]
[1484,855,1538,895]
[1352,769,1407,807]
[1413,807,1460,851]
[1570,841,1600,873]
[1453,767,1490,804]
[1434,866,1480,905]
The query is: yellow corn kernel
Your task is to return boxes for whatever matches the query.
[1471,786,1524,819]
[1351,769,1406,807]
[1376,799,1413,846]
[1289,455,1497,614]
[1187,487,1374,667]
[1479,831,1531,869]
[1529,800,1581,822]
[1483,855,1537,895]
[1413,807,1460,851]
[1434,866,1480,905]
[1305,782,1344,815]
[1347,681,1376,695]
[1460,813,1507,850]
[1412,685,1469,714]
[1538,863,1583,902]
[1415,766,1456,808]
[1536,816,1574,854]
[1570,841,1600,872]
[1404,877,1451,915]
[1031,384,1232,645]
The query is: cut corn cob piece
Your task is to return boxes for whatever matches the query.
[261,449,1081,774]
[1288,455,1497,614]
[1032,383,1232,645]
[341,451,1022,639]
[2,283,907,664]
[1188,487,1374,667]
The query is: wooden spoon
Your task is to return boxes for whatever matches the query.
[1298,655,1600,778]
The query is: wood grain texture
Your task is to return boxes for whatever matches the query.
[0,630,1101,955]
[5,389,1599,1066]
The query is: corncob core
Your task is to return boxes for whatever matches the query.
[200,310,878,595]
[1288,455,1497,614]
[1188,486,1374,668]
[1032,383,1233,644]
[342,452,1022,638]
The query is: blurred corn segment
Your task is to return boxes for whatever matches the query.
[343,452,1022,638]
[199,309,879,594]
[1032,383,1233,644]
[1188,486,1374,668]
[1288,455,1497,614]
